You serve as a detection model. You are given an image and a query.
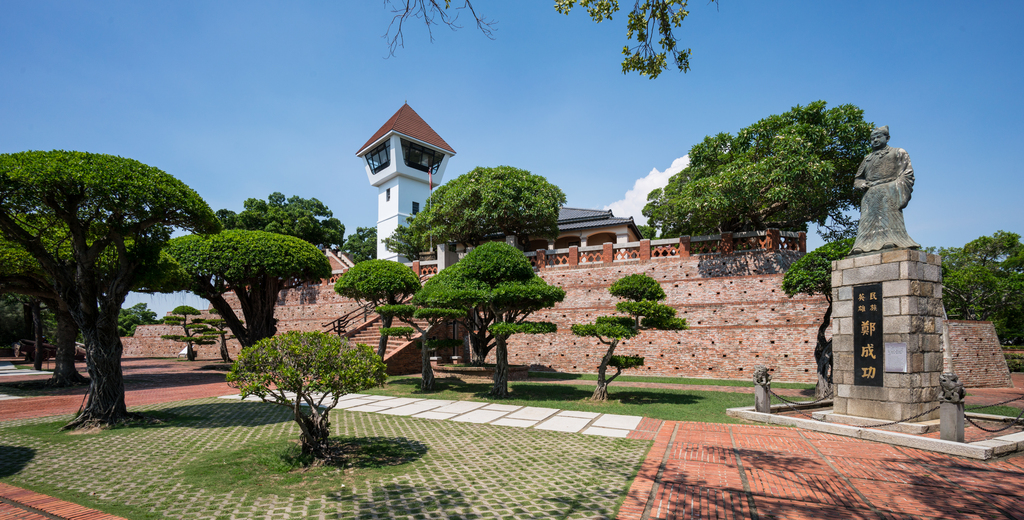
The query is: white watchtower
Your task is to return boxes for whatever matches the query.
[355,104,456,262]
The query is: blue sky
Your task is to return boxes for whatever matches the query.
[2,1,1022,316]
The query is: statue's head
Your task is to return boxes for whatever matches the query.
[870,126,890,150]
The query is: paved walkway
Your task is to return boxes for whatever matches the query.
[220,391,657,437]
[2,357,1023,519]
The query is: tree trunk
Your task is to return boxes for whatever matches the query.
[421,340,435,391]
[48,302,87,387]
[490,336,510,398]
[186,343,197,361]
[295,406,331,461]
[591,339,619,401]
[219,335,232,363]
[64,328,136,429]
[813,299,833,400]
[31,299,44,371]
[377,315,392,359]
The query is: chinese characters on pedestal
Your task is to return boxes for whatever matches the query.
[853,283,884,387]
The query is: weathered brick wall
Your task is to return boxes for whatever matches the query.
[126,251,831,383]
[502,251,828,383]
[944,320,1012,388]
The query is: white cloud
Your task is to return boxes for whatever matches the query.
[604,155,689,226]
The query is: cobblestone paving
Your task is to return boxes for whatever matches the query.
[0,398,651,520]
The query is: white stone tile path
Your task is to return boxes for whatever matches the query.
[217,392,644,437]
[0,361,48,400]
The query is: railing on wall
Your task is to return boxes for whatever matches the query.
[404,229,805,277]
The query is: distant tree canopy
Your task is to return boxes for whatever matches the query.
[217,192,345,250]
[384,0,718,79]
[933,231,1024,344]
[383,215,431,261]
[343,226,377,263]
[118,303,160,337]
[388,166,566,254]
[643,101,872,240]
[165,229,332,349]
[0,150,219,427]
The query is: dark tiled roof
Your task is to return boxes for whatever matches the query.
[559,216,635,231]
[558,207,614,222]
[357,104,456,156]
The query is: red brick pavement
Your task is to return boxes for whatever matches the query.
[0,483,128,520]
[0,357,234,422]
[618,420,1024,520]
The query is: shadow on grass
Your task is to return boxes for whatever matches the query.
[0,446,34,477]
[333,436,428,470]
[133,401,295,429]
[339,482,474,519]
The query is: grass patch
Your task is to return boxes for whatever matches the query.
[529,371,816,390]
[179,435,428,498]
[363,376,809,423]
[8,411,205,443]
[967,405,1024,419]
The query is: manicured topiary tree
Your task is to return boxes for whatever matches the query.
[377,304,466,391]
[572,273,687,401]
[165,229,332,350]
[227,331,387,462]
[161,305,215,361]
[421,242,564,397]
[782,238,854,398]
[192,309,237,363]
[334,259,422,358]
[0,150,219,428]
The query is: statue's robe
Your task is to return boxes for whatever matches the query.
[850,145,921,254]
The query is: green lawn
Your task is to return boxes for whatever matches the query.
[528,370,817,390]
[1,398,651,520]
[361,375,810,423]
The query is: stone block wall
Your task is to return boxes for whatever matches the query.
[945,320,1013,388]
[831,249,945,422]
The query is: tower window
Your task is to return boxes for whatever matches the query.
[386,188,391,201]
[401,139,443,174]
[365,141,390,174]
[412,202,420,215]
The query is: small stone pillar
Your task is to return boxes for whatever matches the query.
[602,242,614,264]
[753,365,772,414]
[939,372,966,442]
[831,250,944,423]
[679,236,691,258]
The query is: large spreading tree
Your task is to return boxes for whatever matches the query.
[0,150,219,427]
[0,235,85,385]
[781,238,854,398]
[164,229,332,350]
[384,1,719,79]
[387,165,566,253]
[643,101,873,239]
[216,192,346,250]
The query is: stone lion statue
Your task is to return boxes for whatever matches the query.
[753,365,772,387]
[938,373,966,404]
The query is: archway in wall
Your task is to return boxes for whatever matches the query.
[527,239,550,251]
[555,236,581,249]
[585,232,616,246]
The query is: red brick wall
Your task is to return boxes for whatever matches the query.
[502,251,827,383]
[126,250,829,383]
[944,320,1012,388]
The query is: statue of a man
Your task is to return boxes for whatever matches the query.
[849,126,921,255]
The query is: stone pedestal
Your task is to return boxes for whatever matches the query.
[831,249,944,423]
[940,401,965,442]
[755,384,771,414]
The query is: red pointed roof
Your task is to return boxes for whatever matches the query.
[356,103,456,156]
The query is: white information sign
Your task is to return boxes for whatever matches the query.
[884,342,908,373]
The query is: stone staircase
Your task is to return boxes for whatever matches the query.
[344,315,427,375]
